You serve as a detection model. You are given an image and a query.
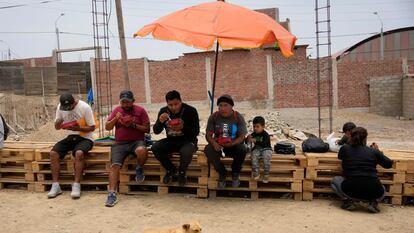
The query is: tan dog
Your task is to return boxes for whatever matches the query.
[142,220,201,233]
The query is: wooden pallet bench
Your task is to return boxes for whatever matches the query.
[32,147,111,192]
[208,152,305,200]
[303,151,408,204]
[118,151,208,198]
[0,143,47,190]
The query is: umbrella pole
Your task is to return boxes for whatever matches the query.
[211,41,219,114]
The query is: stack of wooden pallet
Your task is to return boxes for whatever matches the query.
[0,142,51,191]
[32,146,110,192]
[303,151,411,205]
[382,150,414,203]
[118,151,209,198]
[208,151,306,200]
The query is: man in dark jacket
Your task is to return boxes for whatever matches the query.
[152,90,200,186]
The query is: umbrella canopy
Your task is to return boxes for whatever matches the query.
[134,1,296,57]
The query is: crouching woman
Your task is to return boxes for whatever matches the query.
[331,127,392,213]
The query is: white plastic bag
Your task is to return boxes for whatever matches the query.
[327,132,341,152]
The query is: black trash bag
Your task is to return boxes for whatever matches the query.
[274,141,296,155]
[301,137,329,153]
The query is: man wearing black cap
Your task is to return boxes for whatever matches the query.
[204,94,247,189]
[104,90,150,207]
[48,93,96,199]
[152,90,200,187]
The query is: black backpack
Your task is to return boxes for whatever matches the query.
[274,141,296,155]
[0,114,9,141]
[301,137,329,153]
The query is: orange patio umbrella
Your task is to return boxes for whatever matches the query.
[134,0,296,113]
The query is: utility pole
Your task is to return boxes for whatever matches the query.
[373,12,384,60]
[55,13,65,62]
[115,0,130,90]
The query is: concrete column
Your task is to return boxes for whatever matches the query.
[332,58,339,109]
[144,58,151,104]
[266,55,274,106]
[89,58,97,110]
[205,57,212,102]
[30,58,36,67]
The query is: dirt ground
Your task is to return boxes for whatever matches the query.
[0,190,413,233]
[2,107,414,233]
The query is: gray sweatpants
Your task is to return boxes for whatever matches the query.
[251,149,272,175]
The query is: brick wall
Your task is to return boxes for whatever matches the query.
[369,76,402,116]
[9,57,53,67]
[337,60,403,108]
[272,55,331,108]
[149,53,207,103]
[108,58,146,104]
[402,77,414,118]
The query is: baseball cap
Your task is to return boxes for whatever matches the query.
[59,93,75,111]
[120,90,134,102]
[217,94,234,106]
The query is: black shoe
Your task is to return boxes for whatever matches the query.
[218,171,227,189]
[163,169,177,184]
[178,171,187,187]
[367,201,380,213]
[341,200,357,211]
[232,173,240,188]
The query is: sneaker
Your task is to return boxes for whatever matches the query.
[70,183,81,199]
[105,192,118,207]
[218,171,227,189]
[47,182,62,198]
[263,174,270,183]
[178,171,187,187]
[135,166,145,183]
[162,169,176,184]
[252,172,260,181]
[367,201,380,213]
[232,173,241,188]
[341,200,357,211]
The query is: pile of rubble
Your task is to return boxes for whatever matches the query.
[246,112,308,141]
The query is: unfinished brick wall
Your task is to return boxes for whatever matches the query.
[402,77,414,118]
[149,53,207,103]
[9,57,53,67]
[337,60,403,108]
[109,58,146,104]
[272,55,331,108]
[369,76,402,116]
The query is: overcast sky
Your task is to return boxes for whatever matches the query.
[0,0,413,61]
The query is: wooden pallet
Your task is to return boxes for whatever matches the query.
[302,178,403,205]
[34,146,110,161]
[207,153,305,200]
[0,145,38,189]
[118,152,208,198]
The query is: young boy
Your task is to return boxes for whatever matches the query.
[247,116,272,183]
[337,122,356,146]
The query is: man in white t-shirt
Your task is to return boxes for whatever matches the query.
[47,93,95,199]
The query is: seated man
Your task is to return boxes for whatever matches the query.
[152,90,200,186]
[105,90,150,207]
[204,94,247,189]
[47,93,95,199]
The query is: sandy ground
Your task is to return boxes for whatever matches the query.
[0,190,413,233]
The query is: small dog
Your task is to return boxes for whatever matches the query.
[142,220,201,233]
